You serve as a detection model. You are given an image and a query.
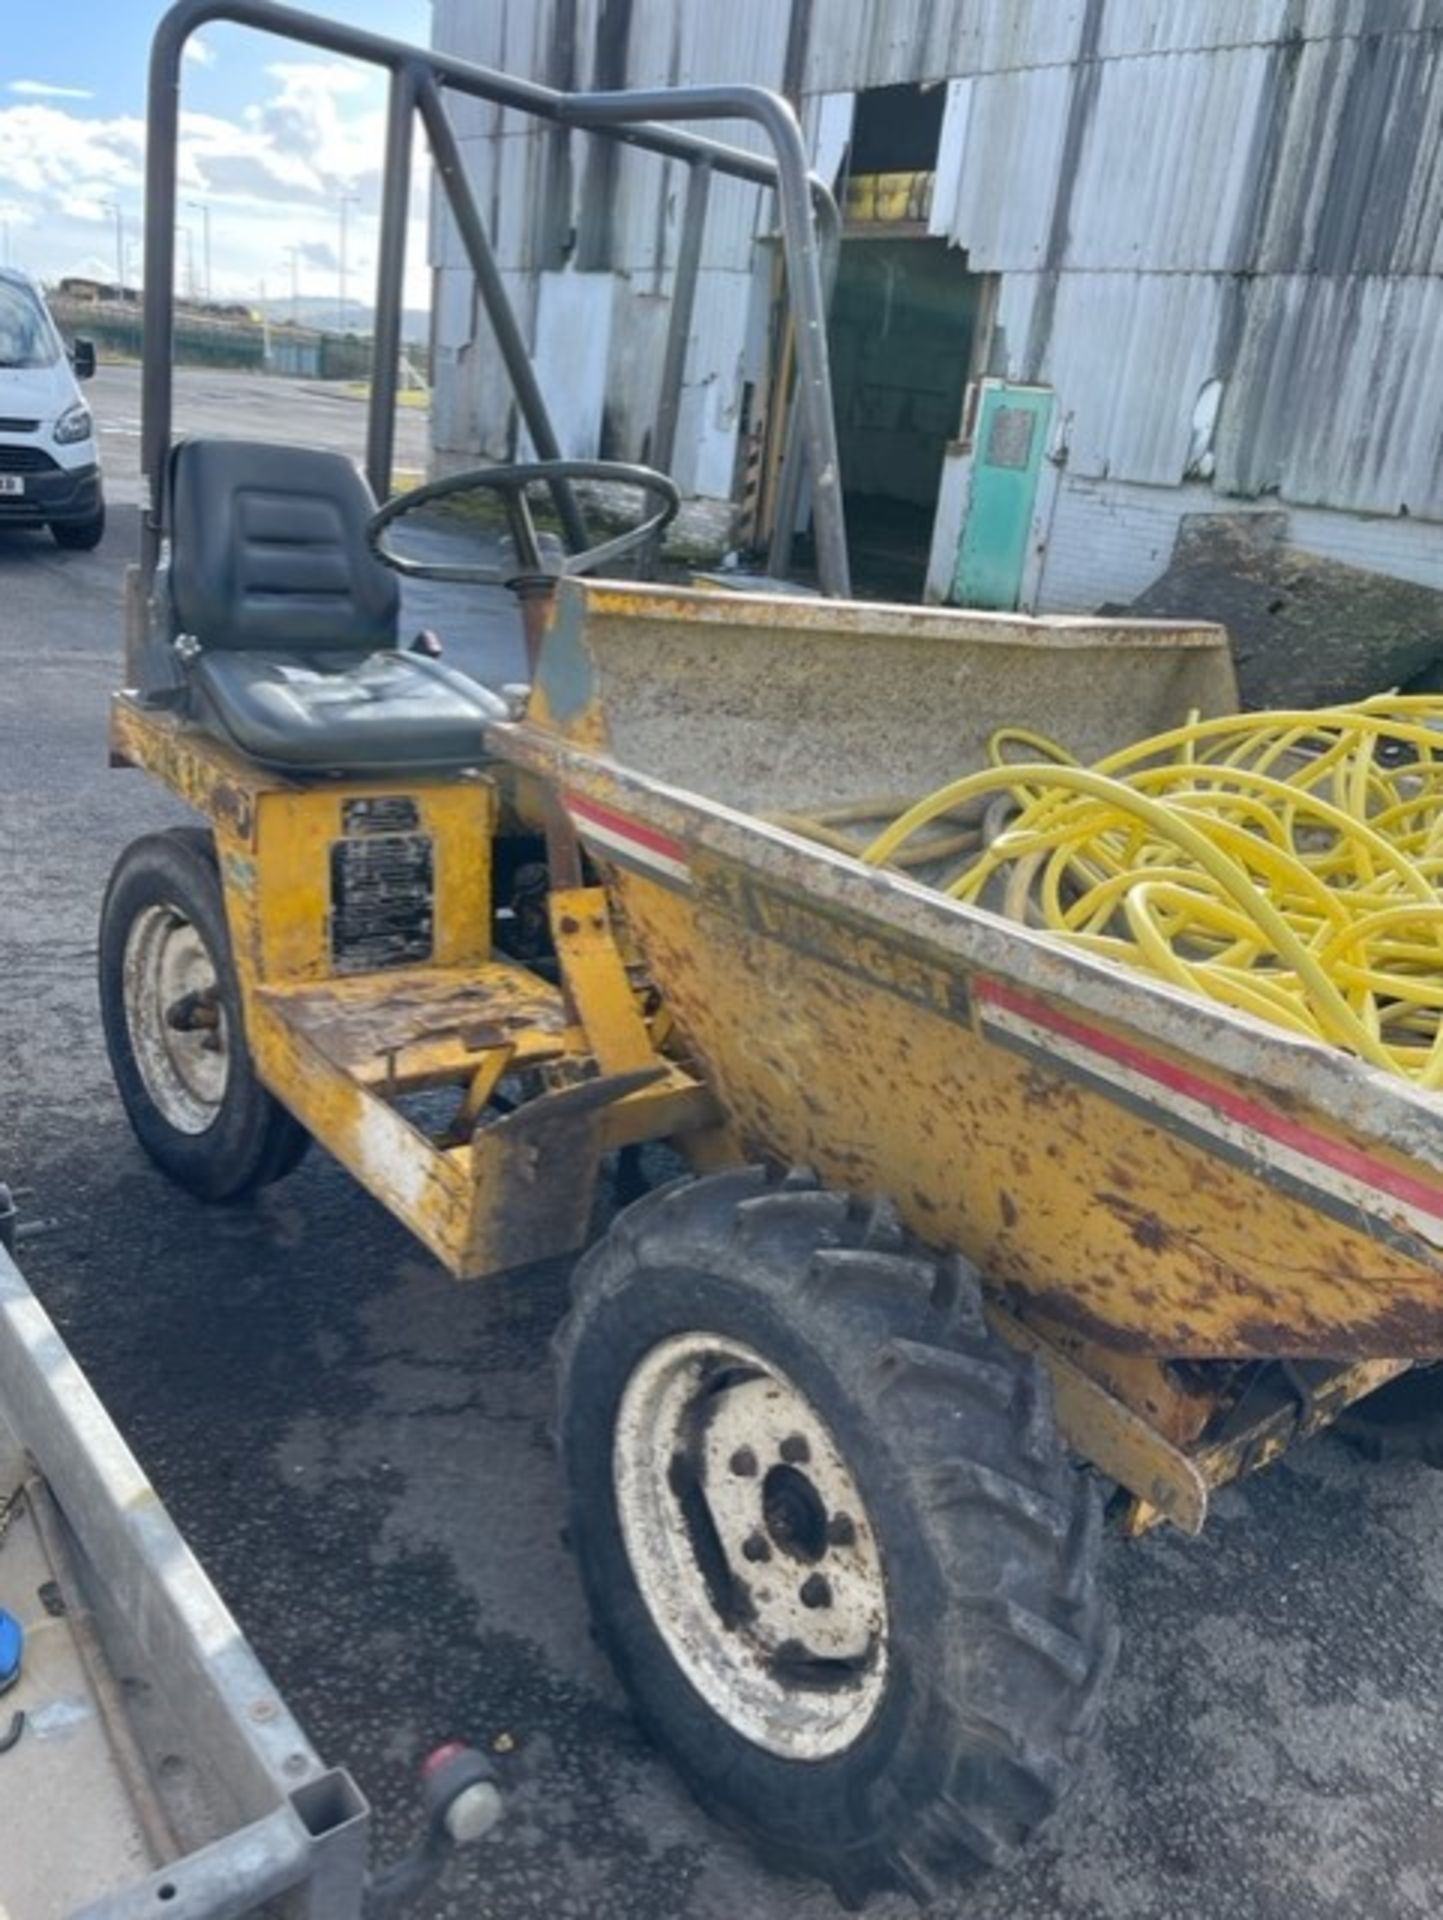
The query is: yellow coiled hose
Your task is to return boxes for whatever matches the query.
[859,696,1443,1086]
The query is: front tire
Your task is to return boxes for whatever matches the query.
[554,1167,1115,1903]
[51,503,106,551]
[99,828,309,1200]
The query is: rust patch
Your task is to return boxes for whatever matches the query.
[1020,1067,1064,1108]
[210,779,254,837]
[1131,1213,1170,1253]
[1228,1286,1443,1361]
[1097,1190,1173,1253]
[267,968,570,1069]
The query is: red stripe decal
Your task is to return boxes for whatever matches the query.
[568,795,686,866]
[977,977,1443,1224]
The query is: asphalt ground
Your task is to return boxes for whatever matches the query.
[90,362,431,505]
[3,367,1443,1919]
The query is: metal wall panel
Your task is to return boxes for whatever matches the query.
[800,0,1087,93]
[930,66,1076,268]
[1044,272,1226,485]
[604,282,672,457]
[1094,0,1291,58]
[1063,47,1275,271]
[1216,272,1443,516]
[670,266,753,496]
[1251,29,1443,276]
[430,0,1443,525]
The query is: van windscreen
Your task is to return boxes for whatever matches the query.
[0,281,59,370]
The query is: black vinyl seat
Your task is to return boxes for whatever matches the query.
[169,438,503,773]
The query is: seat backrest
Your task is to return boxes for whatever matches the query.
[169,438,399,654]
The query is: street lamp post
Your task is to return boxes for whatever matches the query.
[186,199,212,301]
[337,189,359,333]
[284,244,301,326]
[175,223,196,302]
[103,201,125,299]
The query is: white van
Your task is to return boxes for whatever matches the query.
[0,268,105,550]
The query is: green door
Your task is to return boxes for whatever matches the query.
[953,382,1054,610]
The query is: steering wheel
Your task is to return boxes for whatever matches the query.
[367,459,681,585]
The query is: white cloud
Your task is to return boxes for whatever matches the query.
[10,80,95,101]
[0,104,145,201]
[265,61,371,98]
[183,36,217,68]
[0,61,431,309]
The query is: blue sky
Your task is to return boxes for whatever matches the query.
[0,0,432,306]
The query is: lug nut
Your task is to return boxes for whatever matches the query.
[779,1434,811,1465]
[729,1446,758,1477]
[742,1532,771,1563]
[826,1513,856,1547]
[799,1573,832,1610]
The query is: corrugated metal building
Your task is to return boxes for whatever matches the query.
[429,0,1443,611]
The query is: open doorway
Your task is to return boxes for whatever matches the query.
[827,237,980,600]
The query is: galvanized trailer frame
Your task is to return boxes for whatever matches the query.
[0,1231,369,1920]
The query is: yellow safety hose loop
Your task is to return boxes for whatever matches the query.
[857,703,1443,1082]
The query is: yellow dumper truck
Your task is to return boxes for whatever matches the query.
[97,0,1443,1902]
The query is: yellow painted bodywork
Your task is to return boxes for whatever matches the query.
[109,696,711,1278]
[616,856,1443,1362]
[495,575,1443,1520]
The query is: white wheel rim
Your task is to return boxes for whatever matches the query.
[122,903,229,1133]
[614,1332,889,1761]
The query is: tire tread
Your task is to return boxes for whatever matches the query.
[556,1164,1115,1898]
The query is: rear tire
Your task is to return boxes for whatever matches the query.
[554,1167,1115,1903]
[51,504,106,551]
[99,827,309,1200]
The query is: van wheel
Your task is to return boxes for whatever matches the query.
[553,1166,1116,1903]
[52,504,106,551]
[99,827,309,1200]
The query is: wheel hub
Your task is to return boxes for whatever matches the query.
[614,1334,888,1760]
[122,905,229,1133]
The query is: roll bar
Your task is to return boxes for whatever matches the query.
[143,0,850,594]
